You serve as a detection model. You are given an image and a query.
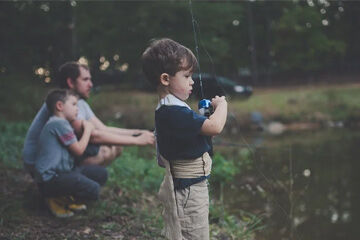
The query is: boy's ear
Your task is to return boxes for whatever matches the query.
[160,73,170,86]
[66,78,75,89]
[55,100,64,112]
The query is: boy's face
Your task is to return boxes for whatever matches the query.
[62,95,78,122]
[72,67,93,99]
[168,69,194,101]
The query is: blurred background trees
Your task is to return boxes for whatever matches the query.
[0,0,359,88]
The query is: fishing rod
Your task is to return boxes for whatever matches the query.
[189,0,216,158]
[189,0,230,115]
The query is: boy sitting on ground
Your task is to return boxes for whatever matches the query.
[34,89,108,218]
[142,38,227,239]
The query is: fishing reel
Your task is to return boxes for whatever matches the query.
[198,99,214,156]
[198,99,214,118]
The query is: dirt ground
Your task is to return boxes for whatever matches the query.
[0,165,164,240]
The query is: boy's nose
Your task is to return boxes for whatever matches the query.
[190,78,194,85]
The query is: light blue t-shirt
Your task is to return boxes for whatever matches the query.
[22,99,94,166]
[34,116,77,182]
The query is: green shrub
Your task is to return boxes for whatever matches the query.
[107,147,164,194]
[0,122,29,168]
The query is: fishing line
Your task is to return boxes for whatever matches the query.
[187,1,307,239]
[189,0,229,100]
[189,0,204,99]
[192,19,229,98]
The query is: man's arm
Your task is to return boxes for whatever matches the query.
[71,117,155,146]
[201,96,228,136]
[90,128,154,146]
[90,115,144,136]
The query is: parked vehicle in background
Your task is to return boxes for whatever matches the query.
[192,73,252,100]
[90,70,252,100]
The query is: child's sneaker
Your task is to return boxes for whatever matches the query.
[46,197,74,218]
[67,196,87,212]
[68,203,87,211]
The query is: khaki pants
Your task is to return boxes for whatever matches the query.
[175,180,209,240]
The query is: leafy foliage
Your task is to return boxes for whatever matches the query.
[1,1,359,86]
[272,5,346,72]
[107,146,164,193]
[0,121,29,168]
[211,152,240,184]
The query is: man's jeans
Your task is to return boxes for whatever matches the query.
[39,165,108,201]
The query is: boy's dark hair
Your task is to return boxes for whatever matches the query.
[45,89,78,115]
[57,61,89,89]
[141,38,198,88]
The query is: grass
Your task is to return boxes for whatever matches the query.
[228,83,360,123]
[107,146,164,193]
[2,73,360,127]
[2,75,359,239]
[0,121,261,240]
[0,121,29,168]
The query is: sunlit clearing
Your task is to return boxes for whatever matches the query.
[40,4,50,12]
[99,61,110,71]
[322,19,329,26]
[35,67,45,76]
[318,0,330,6]
[303,169,311,177]
[118,63,129,72]
[78,56,89,66]
[342,212,351,223]
[331,212,339,223]
[307,0,315,7]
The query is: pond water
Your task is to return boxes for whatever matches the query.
[214,129,360,240]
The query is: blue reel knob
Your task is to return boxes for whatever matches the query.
[198,99,213,117]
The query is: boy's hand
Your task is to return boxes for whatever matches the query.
[83,120,95,133]
[71,119,84,137]
[211,96,227,110]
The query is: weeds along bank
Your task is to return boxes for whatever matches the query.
[0,121,261,239]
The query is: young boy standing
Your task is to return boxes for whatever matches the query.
[142,38,227,239]
[35,89,108,217]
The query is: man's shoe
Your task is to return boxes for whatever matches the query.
[46,197,74,218]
